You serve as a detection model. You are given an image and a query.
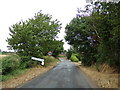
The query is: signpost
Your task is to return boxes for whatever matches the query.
[32,57,44,65]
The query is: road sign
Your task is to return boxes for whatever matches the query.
[48,51,52,56]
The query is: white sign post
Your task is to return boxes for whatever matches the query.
[32,57,44,65]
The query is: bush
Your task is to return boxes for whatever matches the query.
[43,56,58,66]
[70,54,79,62]
[20,60,38,69]
[2,54,20,75]
[66,50,72,59]
[20,56,41,69]
[52,51,60,58]
[73,53,80,61]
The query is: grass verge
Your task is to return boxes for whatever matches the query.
[0,69,27,81]
[1,56,60,88]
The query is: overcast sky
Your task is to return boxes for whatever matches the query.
[0,0,87,51]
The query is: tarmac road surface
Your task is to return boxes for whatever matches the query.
[18,58,98,88]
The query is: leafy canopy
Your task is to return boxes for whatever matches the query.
[7,11,63,61]
[65,1,120,67]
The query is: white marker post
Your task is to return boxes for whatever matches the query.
[32,57,44,65]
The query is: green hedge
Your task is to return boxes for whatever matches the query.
[2,54,21,75]
[70,54,79,62]
[19,56,40,69]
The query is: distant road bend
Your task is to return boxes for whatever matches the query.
[18,58,98,88]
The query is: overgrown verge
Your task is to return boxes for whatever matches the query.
[0,54,37,81]
[43,56,59,67]
[1,55,60,88]
[0,55,59,81]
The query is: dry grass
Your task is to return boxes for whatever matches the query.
[77,64,119,88]
[0,55,9,59]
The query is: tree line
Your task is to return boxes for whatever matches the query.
[65,1,120,67]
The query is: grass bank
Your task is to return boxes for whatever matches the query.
[1,55,60,88]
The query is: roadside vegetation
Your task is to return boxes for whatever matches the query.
[70,54,79,62]
[1,54,22,81]
[1,11,63,82]
[65,2,119,88]
[1,55,60,88]
[65,1,120,72]
[43,56,59,67]
[1,54,59,81]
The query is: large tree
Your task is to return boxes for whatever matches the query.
[65,17,97,66]
[65,1,120,67]
[7,11,62,61]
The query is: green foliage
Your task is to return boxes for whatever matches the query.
[65,17,97,66]
[1,54,58,81]
[19,55,40,69]
[0,69,27,81]
[2,55,20,75]
[65,1,120,67]
[41,40,64,57]
[20,60,39,69]
[1,54,39,76]
[43,56,58,66]
[66,49,72,59]
[7,11,62,62]
[73,53,81,61]
[1,51,14,55]
[91,1,120,66]
[70,54,79,62]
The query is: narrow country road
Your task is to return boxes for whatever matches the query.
[18,58,98,88]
